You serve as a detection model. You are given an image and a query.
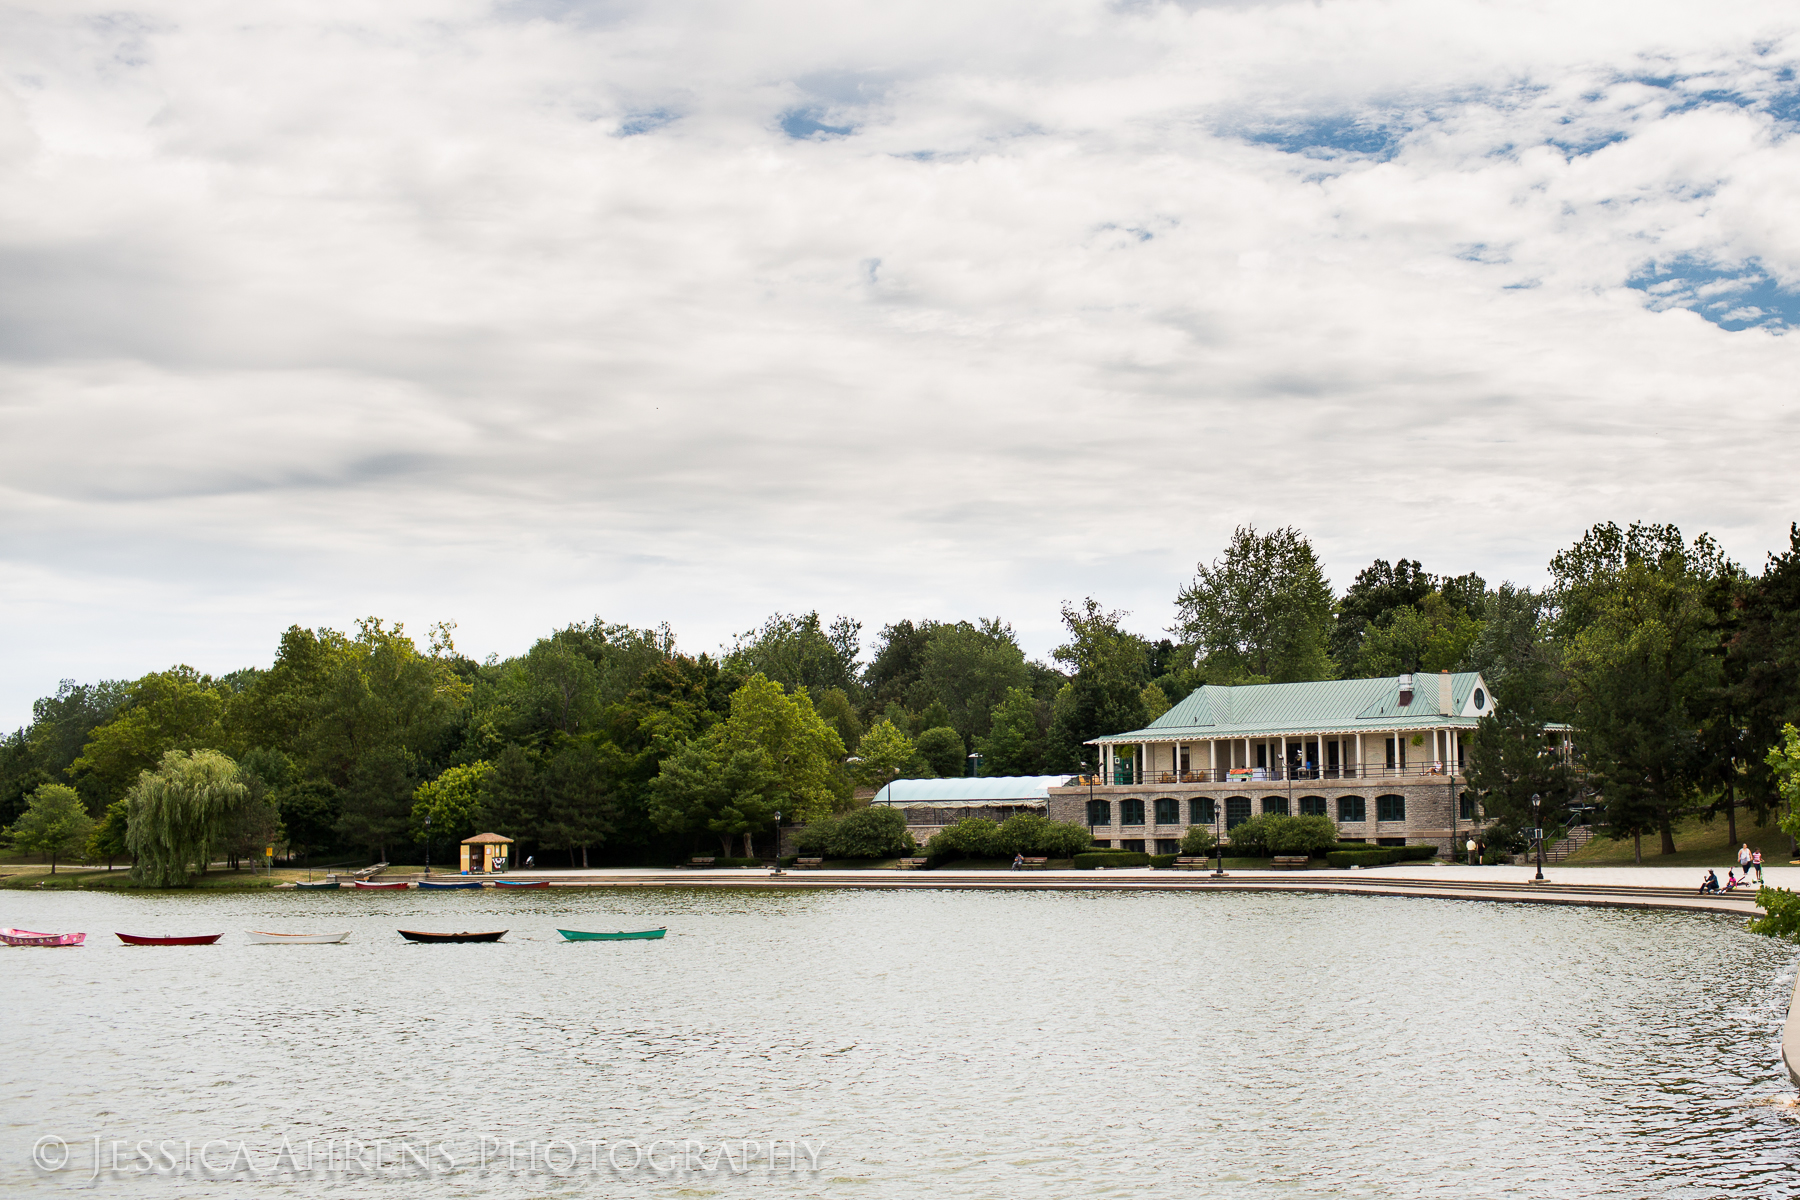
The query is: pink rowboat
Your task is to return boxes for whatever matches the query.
[354,880,408,890]
[116,933,222,946]
[1,928,85,947]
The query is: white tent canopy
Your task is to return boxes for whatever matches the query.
[869,776,1075,808]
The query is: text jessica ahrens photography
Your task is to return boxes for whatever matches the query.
[31,1134,826,1180]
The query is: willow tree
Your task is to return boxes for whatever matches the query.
[125,749,246,886]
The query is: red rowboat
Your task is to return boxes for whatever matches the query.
[1,927,85,947]
[495,880,548,889]
[353,880,409,889]
[116,932,222,946]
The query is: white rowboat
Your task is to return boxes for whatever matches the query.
[244,930,351,944]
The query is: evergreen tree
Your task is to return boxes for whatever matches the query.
[1176,525,1335,682]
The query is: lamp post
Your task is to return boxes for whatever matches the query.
[1080,762,1095,847]
[771,810,783,875]
[1212,797,1227,877]
[1531,792,1544,882]
[423,812,431,878]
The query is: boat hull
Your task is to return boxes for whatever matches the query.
[558,927,666,941]
[244,931,351,944]
[398,929,506,943]
[417,880,482,890]
[353,881,408,889]
[295,880,339,890]
[116,933,222,946]
[1,928,86,947]
[495,880,549,889]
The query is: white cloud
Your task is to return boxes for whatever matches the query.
[2,0,1799,723]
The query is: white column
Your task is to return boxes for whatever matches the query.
[1209,740,1217,779]
[1280,735,1287,779]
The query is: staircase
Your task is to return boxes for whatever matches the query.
[1542,826,1596,864]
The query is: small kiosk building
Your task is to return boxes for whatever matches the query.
[460,832,513,874]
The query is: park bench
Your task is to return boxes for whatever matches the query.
[1174,857,1211,870]
[684,856,716,869]
[898,857,929,870]
[1021,857,1048,869]
[1271,856,1310,870]
[795,857,825,870]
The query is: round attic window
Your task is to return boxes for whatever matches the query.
[1473,688,1486,710]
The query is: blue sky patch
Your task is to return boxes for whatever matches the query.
[1242,115,1403,160]
[1628,255,1800,331]
[780,108,856,140]
[617,109,676,137]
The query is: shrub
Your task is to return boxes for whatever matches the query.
[1073,851,1152,869]
[1226,813,1275,855]
[1398,844,1438,861]
[827,806,914,858]
[1325,848,1402,868]
[1751,887,1800,941]
[924,817,1000,861]
[1179,825,1217,856]
[1149,853,1178,868]
[1266,814,1338,856]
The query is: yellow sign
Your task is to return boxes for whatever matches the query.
[265,846,275,857]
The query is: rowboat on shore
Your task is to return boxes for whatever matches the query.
[295,879,339,890]
[244,930,351,944]
[398,929,507,943]
[353,880,408,890]
[416,880,482,890]
[558,927,666,941]
[495,880,549,889]
[1,928,86,947]
[116,933,222,946]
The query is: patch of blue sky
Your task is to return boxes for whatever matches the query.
[1242,115,1404,160]
[779,108,856,140]
[617,109,676,137]
[1628,255,1800,332]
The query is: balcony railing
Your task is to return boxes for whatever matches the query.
[1077,763,1466,787]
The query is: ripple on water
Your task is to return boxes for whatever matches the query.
[2,887,1798,1197]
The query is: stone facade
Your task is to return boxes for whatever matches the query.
[1047,772,1476,854]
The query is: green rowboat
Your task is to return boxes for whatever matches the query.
[296,879,340,890]
[558,927,666,941]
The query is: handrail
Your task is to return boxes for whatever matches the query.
[1089,765,1469,786]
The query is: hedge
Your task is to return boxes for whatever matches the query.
[1323,844,1441,868]
[1073,851,1152,869]
[1149,853,1178,868]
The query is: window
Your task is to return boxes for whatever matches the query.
[1120,798,1145,826]
[1189,797,1214,825]
[1337,796,1366,822]
[1459,792,1477,820]
[1298,796,1327,817]
[1377,837,1407,847]
[1155,839,1181,855]
[1385,738,1396,769]
[1262,797,1288,816]
[1256,743,1268,769]
[1377,794,1406,822]
[1473,688,1485,710]
[1091,840,1113,849]
[1154,797,1180,825]
[1121,839,1145,853]
[1225,796,1252,829]
[1086,799,1112,826]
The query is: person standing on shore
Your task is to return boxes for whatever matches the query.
[1753,849,1764,884]
[1739,843,1752,876]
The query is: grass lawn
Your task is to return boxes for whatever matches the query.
[1564,810,1789,869]
[0,862,287,890]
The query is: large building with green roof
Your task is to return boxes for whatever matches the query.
[1046,670,1569,854]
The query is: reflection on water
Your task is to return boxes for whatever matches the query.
[3,886,1799,1196]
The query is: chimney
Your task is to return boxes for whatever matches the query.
[1397,673,1413,707]
[1439,670,1452,714]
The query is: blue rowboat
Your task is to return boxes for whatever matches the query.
[417,880,482,890]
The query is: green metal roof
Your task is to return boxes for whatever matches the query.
[1092,672,1509,744]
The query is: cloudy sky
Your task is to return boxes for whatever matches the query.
[2,0,1797,725]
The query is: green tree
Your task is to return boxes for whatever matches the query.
[644,739,781,858]
[716,674,847,824]
[1046,599,1152,770]
[1139,682,1171,721]
[849,720,927,788]
[796,805,913,858]
[1176,524,1335,683]
[125,749,247,886]
[336,746,417,862]
[538,741,615,867]
[979,687,1047,777]
[919,619,1030,745]
[916,727,966,777]
[5,783,94,873]
[1769,724,1800,846]
[479,743,542,846]
[863,620,935,715]
[277,781,340,863]
[67,667,227,808]
[724,612,862,697]
[1725,526,1800,828]
[1333,558,1437,669]
[86,798,131,869]
[810,686,864,753]
[1554,522,1729,857]
[992,813,1092,857]
[410,760,493,845]
[1179,824,1217,856]
[1356,593,1486,677]
[924,817,1000,860]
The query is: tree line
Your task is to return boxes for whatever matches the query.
[5,519,1800,874]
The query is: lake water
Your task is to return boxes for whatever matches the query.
[3,885,1798,1197]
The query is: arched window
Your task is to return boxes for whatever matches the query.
[1086,799,1112,827]
[1262,797,1288,816]
[1337,796,1366,822]
[1120,798,1146,826]
[1154,797,1180,825]
[1377,794,1406,821]
[1298,796,1327,817]
[1189,797,1214,825]
[1225,796,1252,829]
